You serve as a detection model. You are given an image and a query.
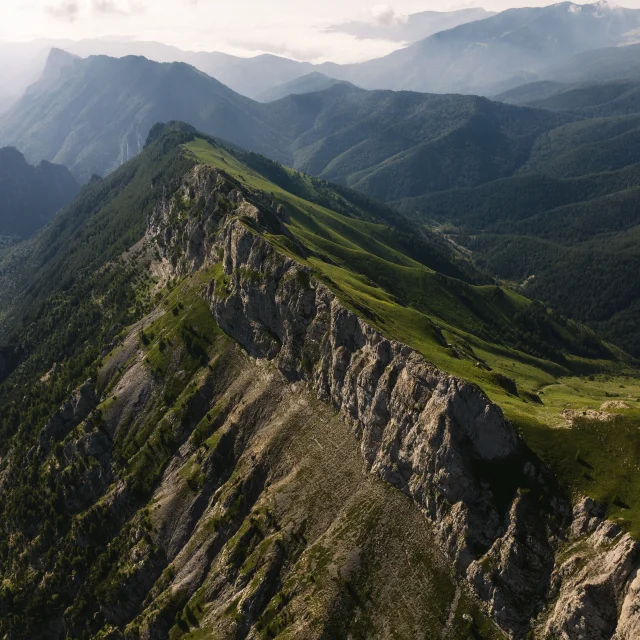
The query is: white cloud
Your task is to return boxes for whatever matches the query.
[44,0,144,22]
[370,4,409,26]
[93,0,145,14]
[46,0,80,20]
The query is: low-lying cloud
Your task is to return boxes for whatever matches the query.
[326,4,412,42]
[228,28,402,64]
[326,3,494,44]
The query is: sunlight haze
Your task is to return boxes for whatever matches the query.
[2,0,638,62]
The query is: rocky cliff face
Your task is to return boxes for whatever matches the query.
[10,278,500,638]
[543,498,640,640]
[149,163,640,639]
[205,220,560,637]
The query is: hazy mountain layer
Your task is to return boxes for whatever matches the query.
[0,50,289,181]
[498,78,640,118]
[256,72,353,103]
[543,41,640,85]
[323,1,640,95]
[2,2,640,111]
[0,50,569,194]
[326,7,494,43]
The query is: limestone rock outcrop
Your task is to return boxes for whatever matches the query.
[543,498,640,640]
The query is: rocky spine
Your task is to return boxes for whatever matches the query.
[148,165,640,638]
[156,165,640,638]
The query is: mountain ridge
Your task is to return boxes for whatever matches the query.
[256,72,355,103]
[0,122,639,638]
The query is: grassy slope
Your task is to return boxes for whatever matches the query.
[186,136,640,536]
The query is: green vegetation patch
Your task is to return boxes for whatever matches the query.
[518,412,640,537]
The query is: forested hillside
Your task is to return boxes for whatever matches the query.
[499,78,640,117]
[396,136,640,355]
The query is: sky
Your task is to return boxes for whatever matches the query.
[1,0,638,63]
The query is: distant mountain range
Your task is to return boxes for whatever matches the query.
[326,1,640,95]
[2,1,640,110]
[0,7,492,108]
[0,146,79,241]
[0,50,287,181]
[495,42,640,106]
[0,50,569,193]
[0,39,320,107]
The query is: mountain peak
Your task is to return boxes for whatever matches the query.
[43,48,79,77]
[0,145,24,159]
[0,144,79,239]
[0,146,27,169]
